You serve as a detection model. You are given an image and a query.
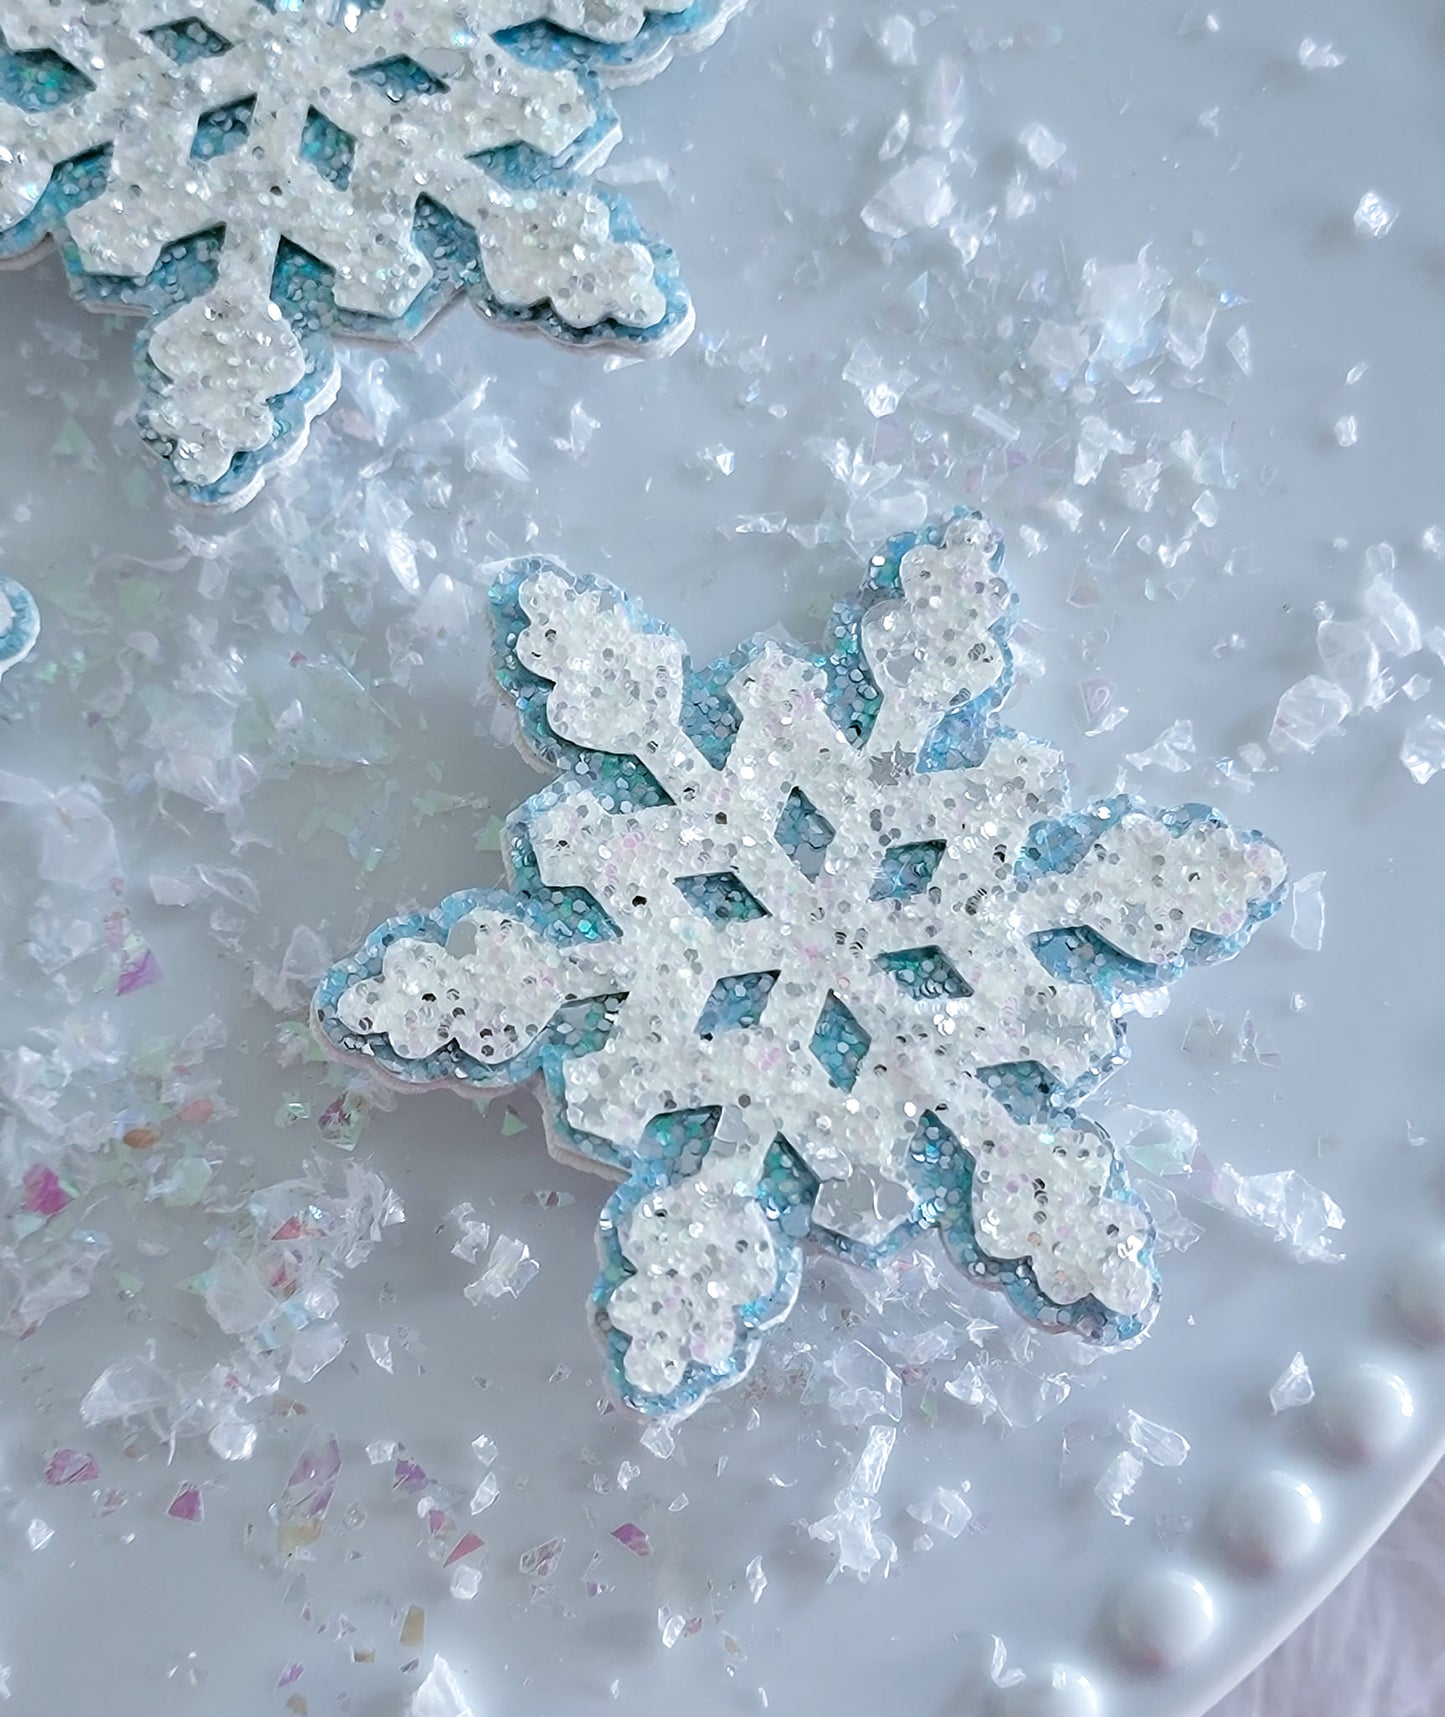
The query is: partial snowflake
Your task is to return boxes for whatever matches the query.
[314,512,1286,1417]
[0,576,39,677]
[0,0,742,505]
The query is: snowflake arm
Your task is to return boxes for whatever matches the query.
[316,886,630,1092]
[596,1107,803,1412]
[921,1089,1157,1343]
[1016,800,1288,975]
[315,511,1287,1415]
[854,515,1014,762]
[0,0,739,503]
[499,561,696,778]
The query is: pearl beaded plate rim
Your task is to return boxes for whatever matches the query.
[986,1259,1445,1717]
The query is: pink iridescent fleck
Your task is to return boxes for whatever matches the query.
[22,1164,70,1217]
[168,1484,203,1523]
[45,1448,99,1486]
[445,1531,484,1567]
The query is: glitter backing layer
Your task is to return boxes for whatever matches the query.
[0,0,742,504]
[315,513,1287,1416]
[0,574,39,677]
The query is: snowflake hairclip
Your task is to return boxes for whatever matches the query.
[0,0,742,506]
[0,576,39,678]
[315,513,1286,1417]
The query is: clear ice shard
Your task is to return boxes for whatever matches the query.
[411,1657,473,1717]
[861,157,956,238]
[1269,676,1351,753]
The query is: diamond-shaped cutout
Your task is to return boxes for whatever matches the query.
[353,55,449,101]
[876,946,973,1001]
[773,787,836,880]
[302,107,357,189]
[870,839,946,901]
[191,97,255,161]
[1,44,94,110]
[674,872,769,925]
[145,18,233,63]
[695,971,779,1039]
[810,991,872,1092]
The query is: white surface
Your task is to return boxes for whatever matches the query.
[0,3,1442,1715]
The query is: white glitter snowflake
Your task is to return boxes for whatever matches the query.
[315,513,1287,1416]
[0,0,741,504]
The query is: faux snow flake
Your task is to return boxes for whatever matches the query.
[0,0,741,506]
[315,513,1287,1417]
[0,576,39,677]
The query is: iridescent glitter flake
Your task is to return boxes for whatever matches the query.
[0,1,742,506]
[0,575,39,677]
[315,513,1286,1417]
